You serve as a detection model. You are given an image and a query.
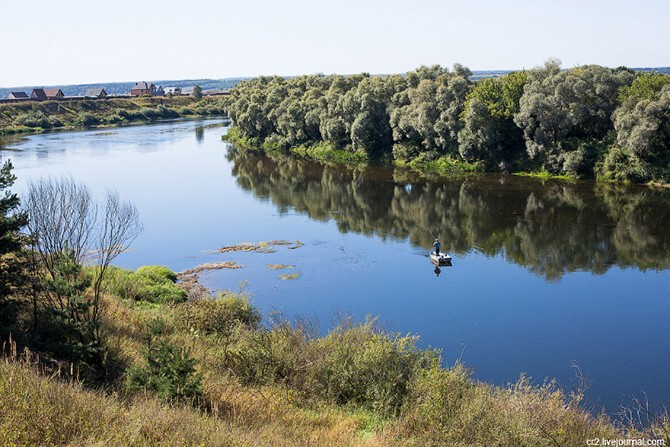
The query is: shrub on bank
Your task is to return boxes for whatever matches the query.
[226,318,435,416]
[14,110,61,128]
[104,265,186,304]
[125,336,203,404]
[175,293,261,335]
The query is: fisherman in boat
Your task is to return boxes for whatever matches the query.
[433,238,441,256]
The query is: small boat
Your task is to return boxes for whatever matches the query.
[430,251,452,265]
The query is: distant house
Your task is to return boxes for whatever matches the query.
[31,89,48,100]
[131,81,156,96]
[85,88,107,98]
[155,86,165,96]
[181,87,194,96]
[164,87,182,96]
[44,89,65,99]
[8,92,28,100]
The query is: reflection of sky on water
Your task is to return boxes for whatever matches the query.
[2,119,669,415]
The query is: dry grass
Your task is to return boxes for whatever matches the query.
[3,292,668,447]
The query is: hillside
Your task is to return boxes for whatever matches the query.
[0,96,226,135]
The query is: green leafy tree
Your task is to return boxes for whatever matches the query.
[458,71,528,170]
[514,62,634,175]
[601,84,670,182]
[193,85,203,100]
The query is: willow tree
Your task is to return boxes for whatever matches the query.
[514,61,634,175]
[600,77,670,183]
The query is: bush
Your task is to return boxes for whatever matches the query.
[306,320,435,415]
[136,265,178,283]
[78,112,99,127]
[392,142,421,163]
[226,319,435,416]
[176,293,261,335]
[125,322,203,403]
[178,106,195,115]
[15,111,53,128]
[598,146,651,183]
[104,265,186,304]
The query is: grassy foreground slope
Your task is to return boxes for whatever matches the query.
[2,269,666,447]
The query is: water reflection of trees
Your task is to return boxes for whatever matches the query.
[229,149,670,279]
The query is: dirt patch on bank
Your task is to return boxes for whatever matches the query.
[178,261,242,300]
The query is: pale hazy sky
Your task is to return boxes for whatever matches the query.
[2,0,668,87]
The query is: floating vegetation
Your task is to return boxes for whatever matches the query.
[217,240,301,253]
[267,264,295,270]
[218,243,258,253]
[279,272,301,280]
[288,240,304,250]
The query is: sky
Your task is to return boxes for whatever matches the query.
[1,0,668,87]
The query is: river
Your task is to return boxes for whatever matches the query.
[1,118,668,415]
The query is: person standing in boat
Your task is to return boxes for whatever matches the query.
[433,238,441,256]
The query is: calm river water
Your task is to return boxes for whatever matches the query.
[2,118,668,414]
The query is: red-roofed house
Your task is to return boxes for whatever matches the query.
[44,88,65,99]
[131,81,156,96]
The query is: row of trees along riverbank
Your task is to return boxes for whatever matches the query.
[0,95,226,135]
[223,61,670,185]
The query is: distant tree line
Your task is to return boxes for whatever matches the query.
[224,61,670,183]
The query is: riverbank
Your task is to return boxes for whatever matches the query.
[0,96,226,136]
[2,265,666,446]
[224,126,670,187]
[223,126,486,176]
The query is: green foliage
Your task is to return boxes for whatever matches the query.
[514,63,635,175]
[193,85,203,100]
[175,293,261,335]
[604,84,670,183]
[0,160,29,340]
[14,110,61,128]
[104,265,187,304]
[458,71,528,170]
[77,111,99,127]
[125,321,203,403]
[306,320,435,416]
[35,250,103,368]
[618,72,670,103]
[1,98,223,135]
[405,154,485,174]
[225,64,669,183]
[227,319,435,416]
[0,160,28,297]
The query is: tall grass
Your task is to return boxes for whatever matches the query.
[2,266,668,446]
